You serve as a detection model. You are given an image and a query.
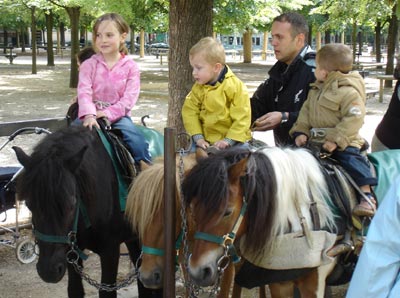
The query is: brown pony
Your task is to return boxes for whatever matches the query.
[125,151,267,297]
[182,146,343,297]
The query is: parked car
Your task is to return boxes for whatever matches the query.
[147,43,169,56]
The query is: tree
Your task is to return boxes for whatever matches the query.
[168,0,212,134]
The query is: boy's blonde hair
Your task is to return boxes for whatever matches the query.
[317,43,353,73]
[189,37,226,65]
[93,13,129,55]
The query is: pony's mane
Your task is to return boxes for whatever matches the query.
[126,164,166,238]
[182,148,251,218]
[126,152,198,239]
[259,147,336,235]
[17,126,102,230]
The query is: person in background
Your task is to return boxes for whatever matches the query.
[67,46,96,121]
[290,43,377,217]
[251,12,316,146]
[346,174,400,298]
[182,36,251,152]
[77,13,151,166]
[371,64,400,151]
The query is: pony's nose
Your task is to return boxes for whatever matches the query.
[152,268,163,285]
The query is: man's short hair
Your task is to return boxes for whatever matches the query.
[273,12,309,41]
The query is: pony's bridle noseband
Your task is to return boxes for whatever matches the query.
[33,198,91,262]
[138,230,184,271]
[194,197,248,271]
[191,154,255,272]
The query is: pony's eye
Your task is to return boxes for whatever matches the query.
[223,209,233,217]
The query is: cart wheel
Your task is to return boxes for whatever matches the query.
[15,237,37,264]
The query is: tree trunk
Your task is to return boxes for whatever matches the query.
[60,22,65,46]
[352,22,357,62]
[316,31,321,51]
[31,7,37,75]
[140,28,145,57]
[375,22,382,62]
[168,0,213,135]
[261,31,268,60]
[45,11,55,66]
[385,3,398,87]
[66,7,81,88]
[243,28,252,63]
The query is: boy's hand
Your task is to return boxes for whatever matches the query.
[295,134,308,147]
[323,141,337,152]
[196,139,210,150]
[213,140,230,149]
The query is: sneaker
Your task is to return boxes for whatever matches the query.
[353,194,376,217]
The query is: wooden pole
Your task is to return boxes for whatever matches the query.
[163,127,176,297]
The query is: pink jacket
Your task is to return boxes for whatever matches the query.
[77,53,140,123]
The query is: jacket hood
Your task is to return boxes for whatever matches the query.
[318,71,366,99]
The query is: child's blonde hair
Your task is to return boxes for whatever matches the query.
[189,37,226,65]
[317,43,353,73]
[93,13,129,55]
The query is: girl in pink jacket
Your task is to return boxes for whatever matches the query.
[77,13,151,165]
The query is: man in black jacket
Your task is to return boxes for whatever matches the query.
[251,12,315,146]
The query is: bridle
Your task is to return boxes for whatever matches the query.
[33,198,91,262]
[138,230,184,271]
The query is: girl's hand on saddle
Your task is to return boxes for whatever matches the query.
[196,139,210,150]
[322,141,337,153]
[213,140,229,149]
[83,115,99,130]
[295,134,308,147]
[96,110,107,119]
[252,112,280,131]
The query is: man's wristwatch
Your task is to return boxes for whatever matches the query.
[281,112,288,123]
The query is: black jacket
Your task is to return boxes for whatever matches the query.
[375,80,400,149]
[251,46,315,146]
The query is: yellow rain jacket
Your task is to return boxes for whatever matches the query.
[182,66,251,144]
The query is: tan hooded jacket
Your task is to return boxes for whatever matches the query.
[290,71,366,150]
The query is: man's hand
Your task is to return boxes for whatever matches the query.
[323,141,337,153]
[252,111,282,131]
[295,134,308,147]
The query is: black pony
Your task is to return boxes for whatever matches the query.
[13,126,162,298]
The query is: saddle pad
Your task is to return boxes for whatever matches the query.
[368,149,400,203]
[136,125,164,158]
[239,230,336,270]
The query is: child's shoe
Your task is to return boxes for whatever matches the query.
[352,193,376,217]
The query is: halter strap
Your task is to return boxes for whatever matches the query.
[33,199,90,260]
[194,199,247,264]
[140,230,184,270]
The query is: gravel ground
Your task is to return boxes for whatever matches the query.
[0,49,392,297]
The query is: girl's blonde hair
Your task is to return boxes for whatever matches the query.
[317,43,353,73]
[189,37,226,65]
[93,13,129,55]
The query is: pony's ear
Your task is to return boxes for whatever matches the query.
[228,158,248,183]
[12,146,31,167]
[65,145,88,173]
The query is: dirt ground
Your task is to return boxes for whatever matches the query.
[0,49,391,297]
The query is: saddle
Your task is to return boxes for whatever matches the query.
[97,119,137,183]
